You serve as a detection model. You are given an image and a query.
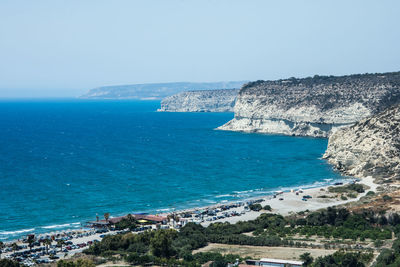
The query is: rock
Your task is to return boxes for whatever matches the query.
[323,104,400,179]
[218,72,400,137]
[157,89,239,112]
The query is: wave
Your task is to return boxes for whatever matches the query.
[215,194,234,198]
[0,228,35,236]
[41,222,81,229]
[233,189,255,194]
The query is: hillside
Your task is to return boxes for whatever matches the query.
[323,103,400,180]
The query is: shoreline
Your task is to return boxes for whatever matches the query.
[166,175,377,227]
[0,175,380,265]
[1,175,366,244]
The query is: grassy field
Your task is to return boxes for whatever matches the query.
[193,243,337,260]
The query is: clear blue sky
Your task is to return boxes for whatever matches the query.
[0,0,399,97]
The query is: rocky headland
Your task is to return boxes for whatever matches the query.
[158,89,239,112]
[81,81,246,100]
[323,103,400,180]
[218,72,400,137]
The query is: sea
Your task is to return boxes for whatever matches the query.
[0,99,344,241]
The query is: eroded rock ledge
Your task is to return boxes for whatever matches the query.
[218,72,400,137]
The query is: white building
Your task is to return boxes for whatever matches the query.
[259,258,303,267]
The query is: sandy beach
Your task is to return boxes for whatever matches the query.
[152,175,378,228]
[195,176,378,226]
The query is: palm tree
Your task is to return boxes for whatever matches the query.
[300,252,314,266]
[0,241,4,259]
[104,212,110,222]
[126,213,134,221]
[12,243,18,253]
[27,235,35,252]
[44,238,52,255]
[57,240,65,253]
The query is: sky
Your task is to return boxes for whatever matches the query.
[0,0,399,97]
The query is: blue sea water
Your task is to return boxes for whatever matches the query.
[0,99,343,241]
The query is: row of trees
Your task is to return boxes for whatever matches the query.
[300,251,373,267]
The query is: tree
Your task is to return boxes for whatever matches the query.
[11,243,18,253]
[375,248,395,266]
[27,235,35,252]
[0,259,20,267]
[312,251,366,267]
[150,229,177,258]
[0,241,4,259]
[57,259,95,267]
[44,238,52,254]
[57,240,66,252]
[115,214,137,230]
[300,252,313,266]
[104,213,110,223]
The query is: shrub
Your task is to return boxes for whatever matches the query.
[383,195,393,202]
[347,193,357,199]
[249,203,262,212]
[0,259,20,267]
[329,183,365,194]
[366,191,375,196]
[263,205,272,211]
[57,259,95,267]
[374,239,384,248]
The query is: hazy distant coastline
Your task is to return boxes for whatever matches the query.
[80,81,247,100]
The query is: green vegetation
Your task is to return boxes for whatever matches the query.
[263,205,272,211]
[347,193,357,199]
[57,259,95,267]
[0,259,20,267]
[84,207,400,266]
[248,203,262,211]
[375,239,400,266]
[329,184,365,194]
[366,191,375,196]
[125,252,241,266]
[114,214,137,230]
[302,250,373,267]
[383,195,393,202]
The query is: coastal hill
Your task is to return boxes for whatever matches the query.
[218,71,400,137]
[158,89,239,112]
[324,103,400,180]
[81,81,247,100]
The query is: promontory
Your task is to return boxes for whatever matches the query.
[218,72,400,137]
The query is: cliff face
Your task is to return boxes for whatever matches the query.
[158,89,239,112]
[81,81,246,100]
[323,104,400,179]
[218,72,400,137]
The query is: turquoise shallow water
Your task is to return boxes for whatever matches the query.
[0,99,343,240]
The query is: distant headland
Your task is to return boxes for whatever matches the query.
[80,81,247,100]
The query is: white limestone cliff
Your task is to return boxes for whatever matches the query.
[158,89,239,112]
[218,72,400,137]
